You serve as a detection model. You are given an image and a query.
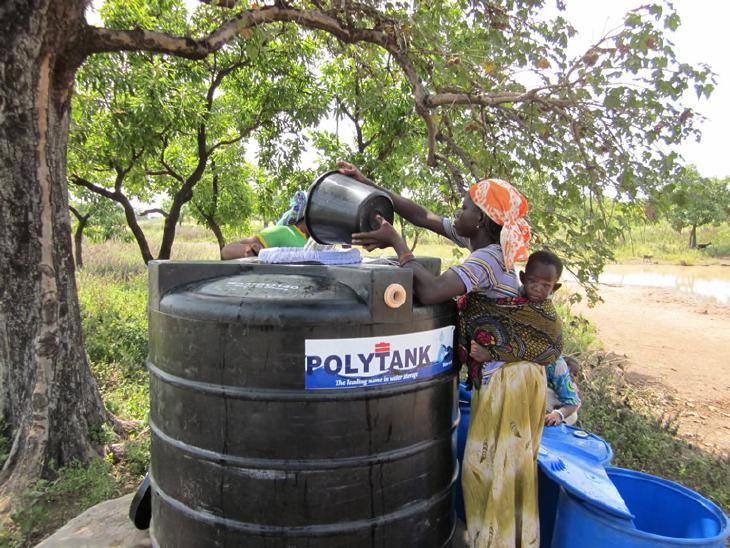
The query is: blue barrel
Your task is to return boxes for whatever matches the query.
[551,467,730,548]
[454,385,472,521]
[538,425,614,547]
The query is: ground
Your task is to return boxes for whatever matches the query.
[570,278,730,456]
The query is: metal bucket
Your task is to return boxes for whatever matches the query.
[305,171,394,245]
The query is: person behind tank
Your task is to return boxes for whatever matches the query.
[220,190,309,259]
[338,160,547,548]
[543,355,582,426]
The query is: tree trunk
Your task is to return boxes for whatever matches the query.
[69,206,89,269]
[118,195,154,263]
[69,177,155,264]
[74,218,87,268]
[688,224,697,248]
[0,0,109,513]
[200,163,226,250]
[158,161,206,259]
[197,210,226,250]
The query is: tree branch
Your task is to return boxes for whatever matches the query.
[82,7,390,58]
[158,139,185,184]
[427,89,571,109]
[137,208,169,218]
[69,206,90,223]
[70,175,118,200]
[208,132,246,154]
[434,153,467,198]
[198,0,239,7]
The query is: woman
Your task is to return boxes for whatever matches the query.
[339,161,545,548]
[221,191,309,259]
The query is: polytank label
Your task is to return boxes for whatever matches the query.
[304,326,454,390]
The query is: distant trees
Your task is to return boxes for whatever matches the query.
[68,1,328,263]
[664,166,730,248]
[68,192,128,268]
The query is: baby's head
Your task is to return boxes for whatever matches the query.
[519,250,563,302]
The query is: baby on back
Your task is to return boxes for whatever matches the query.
[457,250,564,389]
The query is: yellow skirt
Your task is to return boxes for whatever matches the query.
[461,361,547,548]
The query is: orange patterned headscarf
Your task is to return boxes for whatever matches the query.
[468,178,530,272]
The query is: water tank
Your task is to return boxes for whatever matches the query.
[147,259,458,547]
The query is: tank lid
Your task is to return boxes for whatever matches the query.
[195,273,359,303]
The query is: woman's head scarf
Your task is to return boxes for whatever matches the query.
[276,190,308,226]
[468,178,530,271]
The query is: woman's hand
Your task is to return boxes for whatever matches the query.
[336,160,370,185]
[469,341,491,363]
[352,215,404,252]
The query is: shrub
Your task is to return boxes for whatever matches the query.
[77,271,149,421]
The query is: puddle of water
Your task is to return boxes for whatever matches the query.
[595,265,730,304]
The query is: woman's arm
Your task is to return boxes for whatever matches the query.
[351,216,466,304]
[410,263,468,305]
[220,236,262,259]
[336,161,449,238]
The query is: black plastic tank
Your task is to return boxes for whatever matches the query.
[147,259,458,547]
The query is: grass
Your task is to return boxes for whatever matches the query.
[0,460,121,547]
[578,352,730,514]
[6,220,728,545]
[77,270,149,421]
[614,221,730,265]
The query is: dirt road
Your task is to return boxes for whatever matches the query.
[569,280,730,456]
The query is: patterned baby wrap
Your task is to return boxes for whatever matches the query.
[456,291,563,389]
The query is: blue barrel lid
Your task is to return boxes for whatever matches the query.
[541,424,613,466]
[538,445,633,521]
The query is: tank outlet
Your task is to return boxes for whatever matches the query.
[383,283,407,309]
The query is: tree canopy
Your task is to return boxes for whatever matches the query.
[70,0,717,285]
[69,0,330,262]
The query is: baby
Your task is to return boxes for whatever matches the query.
[458,250,564,389]
[516,249,563,303]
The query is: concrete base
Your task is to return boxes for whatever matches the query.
[35,493,151,548]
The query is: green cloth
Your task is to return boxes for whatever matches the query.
[256,224,307,248]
